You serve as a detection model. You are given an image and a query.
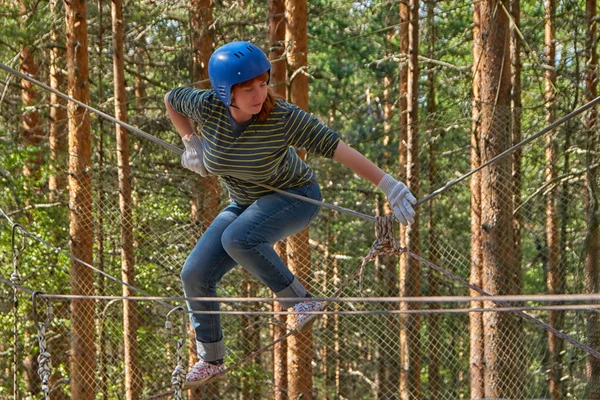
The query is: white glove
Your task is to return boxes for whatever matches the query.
[181,134,209,177]
[377,174,416,226]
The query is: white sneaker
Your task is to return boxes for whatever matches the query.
[182,359,224,389]
[294,300,323,332]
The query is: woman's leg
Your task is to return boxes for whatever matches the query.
[180,204,243,362]
[221,182,322,309]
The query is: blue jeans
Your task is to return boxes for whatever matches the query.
[180,181,321,361]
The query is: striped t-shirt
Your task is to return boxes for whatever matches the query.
[168,87,340,205]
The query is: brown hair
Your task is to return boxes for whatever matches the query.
[231,72,279,121]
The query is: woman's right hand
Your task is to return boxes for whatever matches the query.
[181,134,209,177]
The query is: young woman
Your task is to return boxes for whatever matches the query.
[165,41,416,384]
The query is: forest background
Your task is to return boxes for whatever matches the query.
[0,0,599,399]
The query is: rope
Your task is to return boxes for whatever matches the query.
[358,216,403,293]
[32,292,53,398]
[36,322,52,398]
[171,339,185,400]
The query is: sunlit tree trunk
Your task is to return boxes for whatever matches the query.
[584,0,600,396]
[269,2,288,397]
[543,1,563,397]
[478,1,523,397]
[425,2,441,398]
[48,4,70,395]
[65,0,96,397]
[111,0,141,398]
[398,2,411,398]
[469,2,484,397]
[399,0,421,398]
[469,5,488,400]
[285,0,313,398]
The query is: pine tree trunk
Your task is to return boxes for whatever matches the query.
[399,0,421,397]
[543,2,563,397]
[398,3,410,398]
[478,1,522,397]
[65,0,96,397]
[111,0,141,398]
[269,3,288,397]
[285,1,313,398]
[584,0,600,396]
[469,3,485,397]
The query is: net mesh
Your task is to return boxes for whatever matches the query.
[2,99,599,399]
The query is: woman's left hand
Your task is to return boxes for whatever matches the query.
[377,174,417,226]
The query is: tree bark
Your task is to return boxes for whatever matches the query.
[478,1,523,397]
[469,3,484,398]
[543,1,563,397]
[65,0,96,397]
[399,0,421,397]
[111,0,141,398]
[269,2,288,398]
[285,1,313,398]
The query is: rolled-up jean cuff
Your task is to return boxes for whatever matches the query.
[275,277,308,309]
[196,338,226,362]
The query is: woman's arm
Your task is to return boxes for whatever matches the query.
[332,140,386,185]
[332,139,416,225]
[164,92,195,139]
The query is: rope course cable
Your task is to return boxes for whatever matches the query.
[2,62,599,212]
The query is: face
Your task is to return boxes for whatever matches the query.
[230,77,268,121]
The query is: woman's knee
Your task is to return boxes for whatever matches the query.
[180,259,216,291]
[221,225,252,256]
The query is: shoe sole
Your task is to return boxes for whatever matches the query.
[296,314,318,333]
[295,304,326,333]
[181,373,226,390]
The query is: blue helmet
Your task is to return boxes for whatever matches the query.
[208,41,271,106]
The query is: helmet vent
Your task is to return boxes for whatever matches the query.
[233,51,244,58]
[246,46,254,52]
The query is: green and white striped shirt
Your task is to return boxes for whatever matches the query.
[168,87,340,205]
